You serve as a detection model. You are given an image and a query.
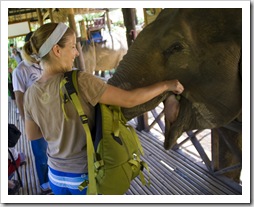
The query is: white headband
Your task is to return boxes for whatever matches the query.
[38,22,68,58]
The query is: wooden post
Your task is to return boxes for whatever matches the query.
[79,20,87,41]
[211,129,220,172]
[105,10,111,32]
[105,9,114,50]
[121,8,136,47]
[136,113,149,132]
[67,8,86,71]
[211,127,242,182]
[36,9,43,26]
[49,8,54,23]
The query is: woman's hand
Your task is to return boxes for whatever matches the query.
[166,79,184,94]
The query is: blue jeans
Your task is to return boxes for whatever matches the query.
[31,137,49,189]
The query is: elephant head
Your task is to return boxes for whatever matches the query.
[108,8,242,150]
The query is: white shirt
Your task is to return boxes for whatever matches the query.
[12,61,43,93]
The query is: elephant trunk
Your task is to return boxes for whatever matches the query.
[108,47,167,120]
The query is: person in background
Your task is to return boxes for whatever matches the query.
[8,147,26,195]
[22,23,184,195]
[11,48,23,64]
[8,147,26,179]
[8,66,15,100]
[9,43,14,56]
[12,31,52,195]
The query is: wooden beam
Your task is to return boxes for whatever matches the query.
[8,8,37,17]
[121,8,136,47]
[67,8,86,71]
[36,9,43,26]
[49,8,54,23]
[79,20,88,40]
[105,10,111,32]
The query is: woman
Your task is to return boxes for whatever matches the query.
[22,22,184,195]
[11,48,23,64]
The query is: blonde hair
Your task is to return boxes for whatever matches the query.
[22,23,75,63]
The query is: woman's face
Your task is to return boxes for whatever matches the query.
[60,33,79,71]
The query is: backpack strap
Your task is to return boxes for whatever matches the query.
[59,70,97,195]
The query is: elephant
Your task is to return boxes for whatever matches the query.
[82,29,128,74]
[108,9,242,182]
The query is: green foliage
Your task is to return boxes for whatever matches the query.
[137,16,144,25]
[83,13,104,22]
[8,57,18,70]
[113,20,124,27]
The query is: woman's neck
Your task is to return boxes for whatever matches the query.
[37,72,57,83]
[37,63,61,83]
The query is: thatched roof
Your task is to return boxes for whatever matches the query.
[52,8,106,23]
[8,8,39,23]
[8,8,108,24]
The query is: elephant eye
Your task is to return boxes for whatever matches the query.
[163,42,183,58]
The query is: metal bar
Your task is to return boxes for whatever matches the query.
[172,130,204,150]
[148,109,165,132]
[214,163,242,175]
[187,131,212,172]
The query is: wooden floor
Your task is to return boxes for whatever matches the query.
[8,97,241,195]
[127,131,240,195]
[8,97,41,195]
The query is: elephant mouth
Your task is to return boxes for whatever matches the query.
[163,93,197,149]
[162,93,214,150]
[163,94,181,127]
[163,93,182,149]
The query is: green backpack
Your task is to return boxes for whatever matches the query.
[60,70,150,195]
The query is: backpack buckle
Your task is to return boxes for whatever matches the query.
[132,153,137,160]
[80,115,88,124]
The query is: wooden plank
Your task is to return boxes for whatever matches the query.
[8,97,41,195]
[129,130,241,195]
[142,130,241,194]
[137,133,210,194]
[138,136,203,194]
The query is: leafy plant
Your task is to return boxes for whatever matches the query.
[8,57,18,70]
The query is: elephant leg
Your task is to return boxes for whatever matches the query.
[211,127,242,183]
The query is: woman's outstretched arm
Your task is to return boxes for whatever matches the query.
[99,79,184,108]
